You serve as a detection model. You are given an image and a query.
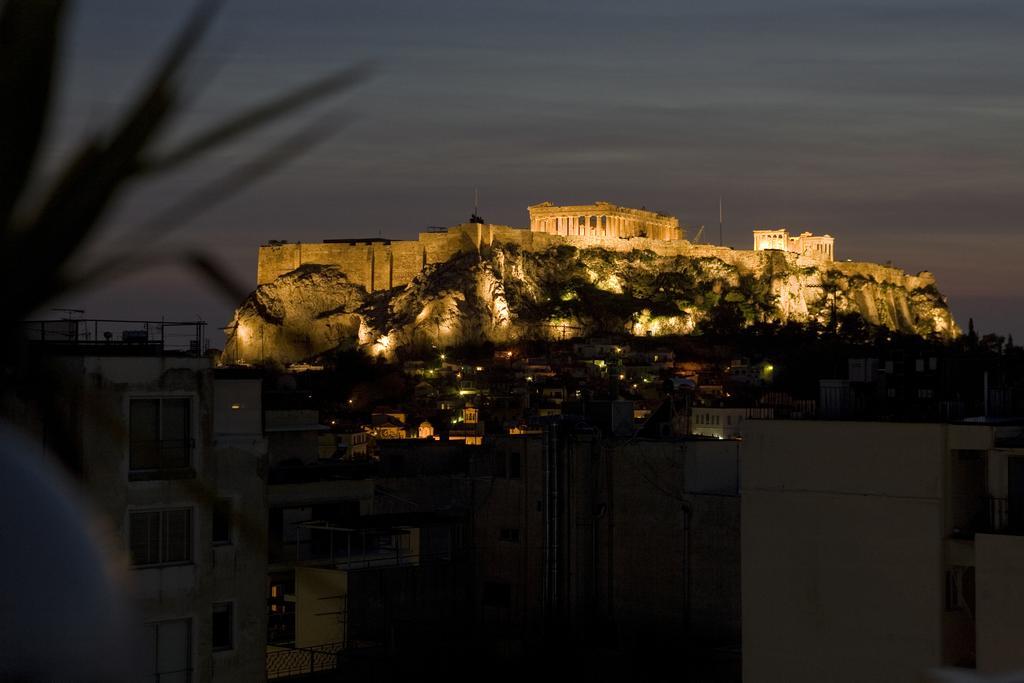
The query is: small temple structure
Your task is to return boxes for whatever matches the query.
[752,228,834,262]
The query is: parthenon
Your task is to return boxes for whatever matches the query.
[528,201,683,241]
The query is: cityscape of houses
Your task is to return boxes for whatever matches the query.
[4,2,1021,681]
[8,316,1024,681]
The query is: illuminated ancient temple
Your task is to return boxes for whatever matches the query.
[528,201,683,241]
[752,228,834,261]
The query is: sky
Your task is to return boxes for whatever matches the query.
[40,0,1024,341]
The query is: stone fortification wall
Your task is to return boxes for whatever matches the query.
[257,227,485,290]
[234,223,956,364]
[257,223,931,294]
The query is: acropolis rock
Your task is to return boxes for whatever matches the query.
[225,202,957,364]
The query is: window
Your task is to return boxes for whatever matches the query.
[492,450,507,478]
[482,581,511,608]
[130,398,192,476]
[268,576,296,645]
[130,509,192,566]
[508,452,521,479]
[945,566,975,612]
[212,603,234,651]
[499,528,520,543]
[145,619,191,683]
[212,499,232,546]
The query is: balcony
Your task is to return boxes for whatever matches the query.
[983,497,1023,535]
[266,642,344,680]
[952,496,1024,538]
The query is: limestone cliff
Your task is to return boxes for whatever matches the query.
[225,243,957,363]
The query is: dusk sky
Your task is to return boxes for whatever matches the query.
[46,0,1024,341]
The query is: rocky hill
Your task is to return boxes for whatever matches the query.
[225,242,957,364]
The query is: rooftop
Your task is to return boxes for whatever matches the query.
[22,318,208,357]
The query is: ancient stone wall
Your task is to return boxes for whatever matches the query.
[256,223,930,296]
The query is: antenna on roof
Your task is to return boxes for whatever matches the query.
[469,187,485,224]
[718,197,724,246]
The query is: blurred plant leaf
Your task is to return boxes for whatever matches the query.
[0,0,367,324]
[0,0,64,230]
[140,62,372,173]
[137,110,351,238]
[70,111,351,296]
[4,0,220,320]
[185,250,250,304]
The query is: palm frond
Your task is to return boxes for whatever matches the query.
[141,62,372,173]
[0,0,368,322]
[0,0,64,230]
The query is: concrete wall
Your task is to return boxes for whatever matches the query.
[976,533,1024,673]
[210,376,268,682]
[742,421,950,683]
[213,379,262,436]
[295,566,348,648]
[470,436,546,639]
[611,440,741,651]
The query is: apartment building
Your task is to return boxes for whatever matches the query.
[742,420,1024,681]
[25,320,268,682]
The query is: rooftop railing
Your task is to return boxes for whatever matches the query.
[266,642,345,680]
[22,318,207,356]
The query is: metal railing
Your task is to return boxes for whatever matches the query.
[266,642,345,680]
[152,667,193,682]
[22,318,207,356]
[986,497,1013,534]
